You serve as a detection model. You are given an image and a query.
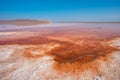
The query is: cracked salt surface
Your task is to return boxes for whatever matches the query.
[0,38,120,80]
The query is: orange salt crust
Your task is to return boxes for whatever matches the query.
[0,28,119,75]
[19,38,118,75]
[50,41,118,75]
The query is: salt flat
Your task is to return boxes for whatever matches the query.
[0,23,120,80]
[0,38,120,80]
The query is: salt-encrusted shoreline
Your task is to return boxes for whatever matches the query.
[0,38,119,80]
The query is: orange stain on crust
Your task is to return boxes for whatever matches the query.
[23,47,44,58]
[49,40,118,75]
[0,27,120,75]
[17,38,119,75]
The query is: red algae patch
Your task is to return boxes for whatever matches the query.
[49,40,119,75]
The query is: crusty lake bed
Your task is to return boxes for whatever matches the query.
[0,23,120,80]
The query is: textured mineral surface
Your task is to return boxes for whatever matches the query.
[0,23,120,80]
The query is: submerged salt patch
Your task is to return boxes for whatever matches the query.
[0,32,17,36]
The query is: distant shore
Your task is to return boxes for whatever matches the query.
[0,19,51,26]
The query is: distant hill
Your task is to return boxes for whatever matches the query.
[0,19,51,26]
